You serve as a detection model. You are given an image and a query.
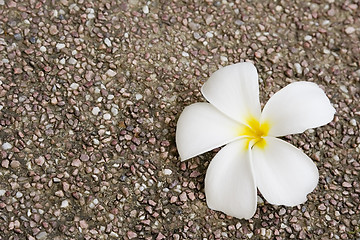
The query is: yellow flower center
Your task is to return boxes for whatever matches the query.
[238,116,270,150]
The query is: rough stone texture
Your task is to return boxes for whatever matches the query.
[0,0,359,239]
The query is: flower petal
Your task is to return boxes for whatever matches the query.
[252,137,319,206]
[201,62,261,124]
[205,139,257,219]
[261,82,336,137]
[176,102,242,161]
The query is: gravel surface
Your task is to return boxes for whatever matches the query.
[0,0,359,239]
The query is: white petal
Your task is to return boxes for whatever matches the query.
[176,102,241,161]
[252,137,319,206]
[201,62,261,124]
[261,82,336,137]
[205,139,257,219]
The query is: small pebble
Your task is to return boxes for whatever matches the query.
[106,69,117,77]
[342,182,352,188]
[2,142,12,150]
[345,26,355,34]
[275,5,283,11]
[104,38,112,47]
[339,85,348,93]
[14,33,22,41]
[80,154,89,161]
[68,57,77,65]
[182,51,189,57]
[10,161,20,169]
[49,25,59,35]
[56,43,66,50]
[111,107,118,116]
[16,192,23,198]
[79,220,88,229]
[70,83,79,90]
[36,232,48,240]
[193,32,201,39]
[294,63,302,75]
[92,107,101,116]
[179,192,188,202]
[279,208,286,215]
[110,232,119,237]
[103,113,111,120]
[235,20,244,25]
[29,36,36,43]
[206,32,213,38]
[143,5,149,14]
[127,231,137,239]
[72,159,81,167]
[163,169,172,175]
[349,119,356,126]
[318,204,326,211]
[220,56,228,62]
[1,160,9,168]
[0,190,6,196]
[35,156,45,166]
[53,178,61,183]
[304,35,312,41]
[61,200,69,208]
[135,93,143,100]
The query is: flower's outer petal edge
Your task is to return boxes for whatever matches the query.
[176,102,242,161]
[205,139,257,219]
[261,81,336,137]
[252,137,319,206]
[201,62,261,125]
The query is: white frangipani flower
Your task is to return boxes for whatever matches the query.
[176,62,335,219]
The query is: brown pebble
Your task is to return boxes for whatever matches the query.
[10,160,21,169]
[62,182,70,191]
[1,160,9,168]
[190,171,201,178]
[170,196,178,203]
[121,187,130,197]
[318,204,326,211]
[71,159,81,167]
[35,156,45,166]
[49,25,59,35]
[148,199,156,206]
[285,69,293,77]
[127,231,137,239]
[156,232,166,240]
[188,192,195,201]
[80,154,89,161]
[342,182,352,188]
[179,192,188,202]
[79,220,88,229]
[14,68,23,74]
[54,190,64,197]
